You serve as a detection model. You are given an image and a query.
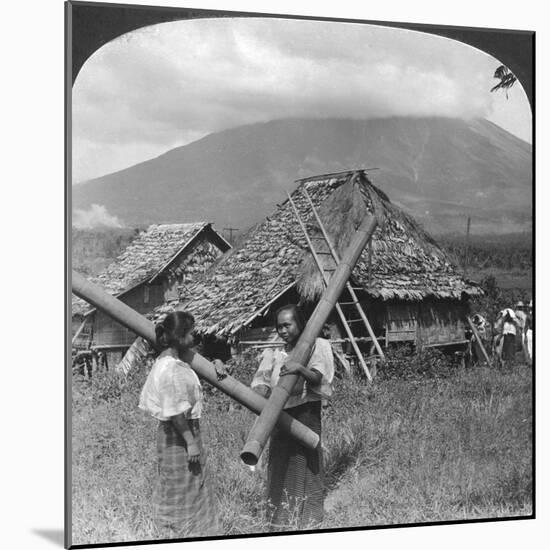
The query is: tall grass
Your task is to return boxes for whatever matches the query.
[71,352,532,545]
[322,363,532,527]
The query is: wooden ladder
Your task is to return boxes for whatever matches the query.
[287,190,384,380]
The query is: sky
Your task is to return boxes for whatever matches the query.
[72,17,532,184]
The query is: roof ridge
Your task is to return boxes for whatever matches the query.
[149,222,208,230]
[294,168,379,183]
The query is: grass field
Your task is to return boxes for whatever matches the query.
[71,353,532,545]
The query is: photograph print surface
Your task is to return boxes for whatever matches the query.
[68,2,533,546]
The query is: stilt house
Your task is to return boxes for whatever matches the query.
[72,222,230,366]
[122,170,482,372]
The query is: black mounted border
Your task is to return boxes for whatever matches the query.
[65,2,535,548]
[68,0,534,110]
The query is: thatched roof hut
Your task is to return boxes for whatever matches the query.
[148,170,481,351]
[72,222,230,364]
[72,223,230,317]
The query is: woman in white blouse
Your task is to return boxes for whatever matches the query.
[139,311,220,538]
[251,304,335,530]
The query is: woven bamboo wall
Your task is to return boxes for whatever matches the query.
[417,299,467,347]
[94,283,164,347]
[228,295,467,358]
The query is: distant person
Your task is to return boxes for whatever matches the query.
[514,301,527,351]
[527,300,533,326]
[470,313,490,365]
[495,308,518,363]
[139,311,221,538]
[251,304,334,530]
[472,313,489,337]
[524,308,533,364]
[514,301,526,325]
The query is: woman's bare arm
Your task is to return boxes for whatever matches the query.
[252,384,272,398]
[279,362,323,385]
[171,413,201,463]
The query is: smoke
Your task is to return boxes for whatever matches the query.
[73,204,123,229]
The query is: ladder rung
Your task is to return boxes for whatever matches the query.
[339,301,360,306]
[346,319,364,323]
[316,251,332,255]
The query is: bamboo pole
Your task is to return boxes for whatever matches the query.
[464,216,471,278]
[71,270,320,449]
[466,316,492,367]
[240,214,378,465]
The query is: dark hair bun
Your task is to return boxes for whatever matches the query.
[155,323,168,349]
[155,311,195,350]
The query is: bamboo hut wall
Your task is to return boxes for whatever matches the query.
[72,314,85,336]
[232,296,467,353]
[353,298,467,347]
[416,299,467,346]
[93,284,164,347]
[385,301,419,341]
[72,315,94,350]
[76,233,227,354]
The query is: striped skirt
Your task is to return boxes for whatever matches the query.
[503,333,516,361]
[153,420,220,539]
[267,400,325,530]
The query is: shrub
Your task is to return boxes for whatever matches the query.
[377,346,457,381]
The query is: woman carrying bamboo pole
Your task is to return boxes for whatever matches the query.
[251,304,334,529]
[138,311,223,538]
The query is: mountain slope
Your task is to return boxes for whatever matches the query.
[72,117,532,234]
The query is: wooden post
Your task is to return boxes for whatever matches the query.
[71,270,320,450]
[91,350,98,375]
[464,216,471,278]
[71,317,89,346]
[466,316,492,367]
[240,214,378,465]
[367,240,372,287]
[223,227,239,243]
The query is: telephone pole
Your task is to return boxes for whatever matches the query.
[224,227,239,244]
[464,216,471,278]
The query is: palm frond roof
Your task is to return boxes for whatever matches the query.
[152,171,482,336]
[72,223,226,316]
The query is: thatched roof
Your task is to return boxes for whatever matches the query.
[72,223,229,316]
[151,170,482,336]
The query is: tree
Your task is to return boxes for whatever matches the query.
[491,65,517,98]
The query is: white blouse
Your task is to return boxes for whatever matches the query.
[251,337,335,409]
[139,355,202,421]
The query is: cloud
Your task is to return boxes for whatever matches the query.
[72,17,531,182]
[73,204,123,228]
